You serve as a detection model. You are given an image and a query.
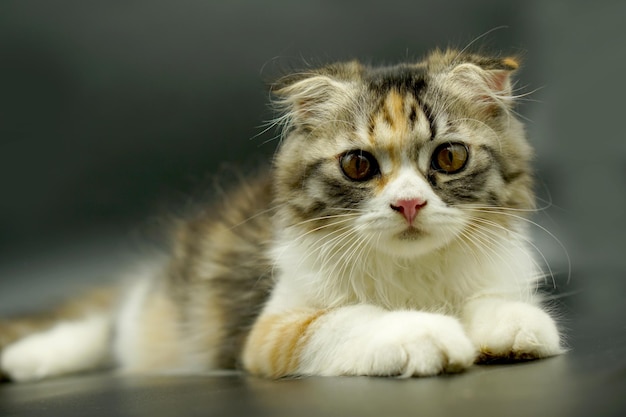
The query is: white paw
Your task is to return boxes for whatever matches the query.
[1,334,58,382]
[1,316,110,382]
[304,310,477,377]
[464,300,563,361]
[352,312,476,377]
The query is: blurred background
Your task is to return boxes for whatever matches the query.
[0,0,624,324]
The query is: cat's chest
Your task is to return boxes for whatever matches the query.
[269,225,533,314]
[275,244,479,313]
[342,258,470,311]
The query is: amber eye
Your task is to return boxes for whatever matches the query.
[340,150,379,181]
[431,143,469,174]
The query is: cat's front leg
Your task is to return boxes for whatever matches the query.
[461,298,564,362]
[242,305,476,378]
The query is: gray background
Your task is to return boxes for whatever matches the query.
[0,0,625,416]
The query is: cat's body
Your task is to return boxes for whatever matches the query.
[0,49,563,382]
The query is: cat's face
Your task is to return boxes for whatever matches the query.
[273,50,534,259]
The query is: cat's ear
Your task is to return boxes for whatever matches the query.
[271,63,360,129]
[445,56,520,115]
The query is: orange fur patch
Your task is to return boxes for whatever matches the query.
[384,90,408,136]
[243,310,326,378]
[502,57,519,70]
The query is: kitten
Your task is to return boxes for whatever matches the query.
[0,49,563,382]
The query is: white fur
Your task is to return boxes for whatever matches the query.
[112,270,153,370]
[1,314,111,382]
[462,297,563,357]
[297,305,476,377]
[270,217,543,311]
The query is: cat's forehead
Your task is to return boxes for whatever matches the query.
[338,64,433,150]
[356,86,435,153]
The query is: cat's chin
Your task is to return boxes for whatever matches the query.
[373,228,454,259]
[395,227,426,241]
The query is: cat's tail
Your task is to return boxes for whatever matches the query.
[0,288,118,383]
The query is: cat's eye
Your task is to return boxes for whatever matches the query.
[431,143,469,174]
[340,150,380,181]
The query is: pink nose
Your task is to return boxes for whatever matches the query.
[390,198,427,224]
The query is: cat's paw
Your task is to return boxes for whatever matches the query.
[305,311,477,377]
[1,335,56,382]
[464,300,563,362]
[358,312,477,377]
[381,315,475,376]
[1,316,110,382]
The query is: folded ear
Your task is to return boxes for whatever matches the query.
[445,56,520,115]
[271,62,361,131]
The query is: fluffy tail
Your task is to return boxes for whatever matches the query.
[0,289,117,382]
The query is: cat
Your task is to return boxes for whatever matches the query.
[0,49,563,382]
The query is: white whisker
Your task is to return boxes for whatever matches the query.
[466,219,551,292]
[460,208,571,284]
[468,215,556,289]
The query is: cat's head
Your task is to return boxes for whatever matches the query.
[271,50,534,259]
